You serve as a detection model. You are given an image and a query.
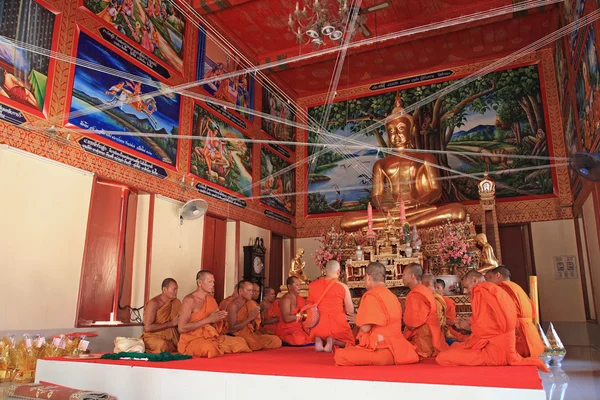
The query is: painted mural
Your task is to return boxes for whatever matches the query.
[555,36,567,106]
[564,100,579,183]
[83,0,185,73]
[570,0,587,62]
[197,32,253,120]
[190,104,253,197]
[260,146,295,215]
[68,31,180,167]
[0,0,56,113]
[307,64,553,215]
[261,83,295,146]
[575,25,600,151]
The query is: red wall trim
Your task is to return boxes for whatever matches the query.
[144,194,156,305]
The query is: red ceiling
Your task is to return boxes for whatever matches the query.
[194,0,560,97]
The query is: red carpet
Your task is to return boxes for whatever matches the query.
[54,347,542,390]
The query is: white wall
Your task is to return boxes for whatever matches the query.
[0,147,93,330]
[130,194,150,311]
[295,237,322,281]
[148,196,204,299]
[581,194,600,318]
[224,220,238,297]
[531,220,587,322]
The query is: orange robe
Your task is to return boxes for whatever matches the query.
[141,298,181,353]
[219,295,234,311]
[403,284,449,357]
[334,285,420,366]
[307,279,355,346]
[260,301,280,334]
[233,300,282,351]
[442,295,469,342]
[274,295,311,345]
[436,282,549,372]
[498,281,545,358]
[177,296,251,358]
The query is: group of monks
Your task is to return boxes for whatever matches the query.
[140,261,549,372]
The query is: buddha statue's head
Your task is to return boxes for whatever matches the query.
[386,93,414,149]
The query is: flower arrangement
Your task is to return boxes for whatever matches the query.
[312,225,345,271]
[437,235,473,266]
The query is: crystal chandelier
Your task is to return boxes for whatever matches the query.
[288,0,352,45]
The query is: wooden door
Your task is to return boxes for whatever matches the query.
[498,224,535,292]
[269,234,283,291]
[202,215,227,302]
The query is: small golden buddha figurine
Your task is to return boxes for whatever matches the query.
[289,248,309,283]
[340,93,466,232]
[475,233,499,273]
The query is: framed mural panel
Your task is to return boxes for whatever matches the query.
[66,29,181,175]
[81,0,185,76]
[0,0,59,120]
[563,98,580,184]
[574,24,600,151]
[197,30,254,121]
[260,145,295,216]
[261,82,296,148]
[189,103,253,198]
[555,35,567,107]
[569,0,587,63]
[306,63,554,216]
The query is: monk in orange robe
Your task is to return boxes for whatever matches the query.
[436,270,549,372]
[485,266,545,358]
[335,262,419,366]
[178,271,251,358]
[434,279,469,342]
[403,264,448,357]
[275,276,312,345]
[259,287,280,334]
[252,283,261,302]
[219,283,239,311]
[422,274,447,330]
[228,280,282,351]
[141,278,181,353]
[307,260,355,352]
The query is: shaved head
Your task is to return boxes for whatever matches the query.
[366,262,386,282]
[422,273,435,292]
[325,260,341,274]
[463,269,485,293]
[485,265,511,284]
[237,279,253,292]
[403,263,423,289]
[493,266,511,280]
[196,270,213,281]
[161,278,177,289]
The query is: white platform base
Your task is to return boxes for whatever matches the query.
[36,359,546,400]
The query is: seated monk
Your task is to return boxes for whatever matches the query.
[252,282,261,302]
[307,260,355,352]
[485,266,545,358]
[178,271,251,358]
[435,279,468,342]
[219,283,239,311]
[436,270,549,372]
[403,263,448,357]
[422,274,447,331]
[334,262,419,366]
[227,280,282,351]
[259,287,280,334]
[141,278,181,353]
[275,277,312,345]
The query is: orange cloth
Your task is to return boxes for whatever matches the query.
[498,281,545,358]
[334,285,419,366]
[307,279,355,346]
[219,296,234,311]
[403,284,449,357]
[443,296,457,325]
[260,301,281,334]
[433,293,447,328]
[436,282,549,372]
[177,296,251,358]
[141,298,181,353]
[234,300,282,351]
[274,296,312,345]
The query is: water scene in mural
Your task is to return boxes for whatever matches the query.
[261,83,295,146]
[307,64,552,215]
[190,104,253,197]
[0,0,56,112]
[261,147,295,215]
[575,25,600,151]
[83,0,185,72]
[69,32,180,166]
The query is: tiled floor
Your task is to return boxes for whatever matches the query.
[541,346,600,399]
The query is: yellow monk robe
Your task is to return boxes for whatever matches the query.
[442,295,469,342]
[233,300,282,351]
[498,281,545,358]
[178,296,251,358]
[274,296,311,345]
[261,301,281,335]
[334,285,419,366]
[142,298,181,353]
[436,282,549,372]
[404,284,449,357]
[307,279,355,346]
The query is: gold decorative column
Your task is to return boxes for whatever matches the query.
[478,173,502,264]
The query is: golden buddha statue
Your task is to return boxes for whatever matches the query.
[289,248,309,283]
[340,94,466,232]
[475,233,499,273]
